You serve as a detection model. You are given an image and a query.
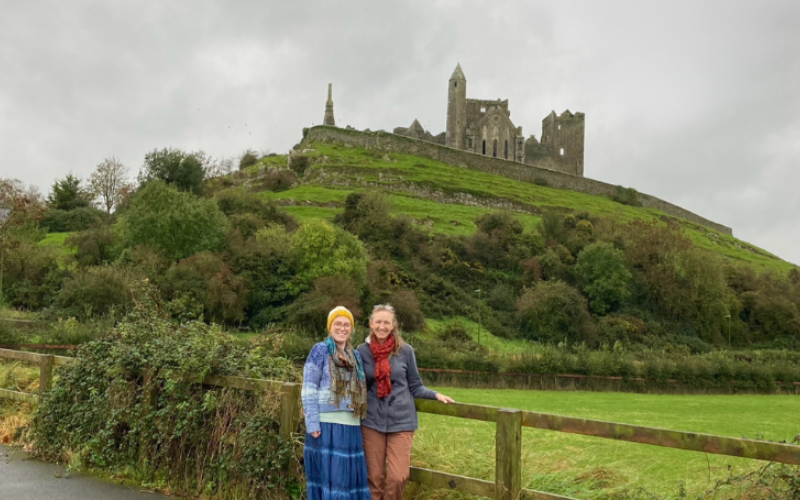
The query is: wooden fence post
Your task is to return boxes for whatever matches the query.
[39,354,54,393]
[280,382,301,440]
[496,409,522,500]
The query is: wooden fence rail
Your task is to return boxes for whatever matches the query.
[2,348,799,500]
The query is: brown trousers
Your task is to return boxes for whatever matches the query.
[361,426,415,500]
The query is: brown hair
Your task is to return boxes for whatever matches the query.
[369,303,404,355]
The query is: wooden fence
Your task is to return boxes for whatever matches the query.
[2,347,799,500]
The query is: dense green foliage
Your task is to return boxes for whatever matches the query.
[576,242,632,314]
[2,144,800,383]
[140,147,206,195]
[118,181,228,260]
[46,174,91,211]
[31,286,302,499]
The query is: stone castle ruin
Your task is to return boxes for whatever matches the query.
[391,64,585,176]
[311,66,732,235]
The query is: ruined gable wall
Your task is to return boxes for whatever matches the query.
[300,126,732,235]
[541,112,585,176]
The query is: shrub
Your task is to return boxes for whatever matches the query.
[286,276,362,334]
[118,181,228,261]
[576,242,632,314]
[740,291,800,342]
[289,155,311,177]
[611,186,641,206]
[516,281,594,343]
[290,220,368,294]
[2,239,65,310]
[597,314,647,345]
[140,147,206,195]
[468,212,526,269]
[387,290,425,331]
[228,213,266,240]
[54,265,139,320]
[261,168,297,192]
[67,225,119,267]
[227,231,298,329]
[39,207,107,233]
[238,149,260,170]
[436,321,472,343]
[486,284,517,312]
[162,252,248,325]
[215,189,297,230]
[32,286,302,498]
[539,244,575,282]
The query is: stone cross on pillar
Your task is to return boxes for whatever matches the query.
[323,83,336,126]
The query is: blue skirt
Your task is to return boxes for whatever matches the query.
[304,423,370,500]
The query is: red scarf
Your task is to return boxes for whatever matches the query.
[370,334,396,399]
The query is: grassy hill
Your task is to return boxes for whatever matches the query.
[237,142,793,273]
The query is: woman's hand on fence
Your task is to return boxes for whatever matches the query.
[310,431,321,438]
[435,393,455,404]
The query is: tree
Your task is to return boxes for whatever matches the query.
[89,157,133,213]
[624,219,730,341]
[290,220,368,294]
[118,181,228,261]
[239,149,260,170]
[140,148,206,195]
[47,174,91,211]
[575,242,632,314]
[516,281,594,343]
[162,252,248,325]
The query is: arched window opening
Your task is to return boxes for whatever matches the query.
[504,140,509,159]
[560,148,565,156]
[482,140,486,155]
[493,140,498,158]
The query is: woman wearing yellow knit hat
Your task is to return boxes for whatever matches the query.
[301,306,370,500]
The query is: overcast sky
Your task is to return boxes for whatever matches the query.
[1,0,798,265]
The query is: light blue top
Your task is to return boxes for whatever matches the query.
[301,342,364,434]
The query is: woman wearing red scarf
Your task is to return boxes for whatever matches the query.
[357,304,454,500]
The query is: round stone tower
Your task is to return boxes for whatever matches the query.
[446,63,467,149]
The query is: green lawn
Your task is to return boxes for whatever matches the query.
[37,232,75,255]
[423,317,529,354]
[413,388,800,499]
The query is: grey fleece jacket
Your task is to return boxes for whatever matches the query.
[357,341,438,433]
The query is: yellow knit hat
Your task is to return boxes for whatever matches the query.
[327,306,355,332]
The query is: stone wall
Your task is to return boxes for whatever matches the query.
[299,126,733,235]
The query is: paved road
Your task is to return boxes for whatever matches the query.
[0,444,173,500]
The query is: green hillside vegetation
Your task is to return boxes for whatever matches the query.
[2,141,800,390]
[250,144,790,272]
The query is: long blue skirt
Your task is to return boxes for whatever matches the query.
[304,423,371,500]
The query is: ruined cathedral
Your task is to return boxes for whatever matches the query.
[327,64,586,176]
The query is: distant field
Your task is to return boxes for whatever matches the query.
[413,388,800,499]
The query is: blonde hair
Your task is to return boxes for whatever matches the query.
[369,303,404,355]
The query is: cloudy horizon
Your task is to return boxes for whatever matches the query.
[2,0,798,265]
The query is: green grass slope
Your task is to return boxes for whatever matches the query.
[249,144,794,272]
